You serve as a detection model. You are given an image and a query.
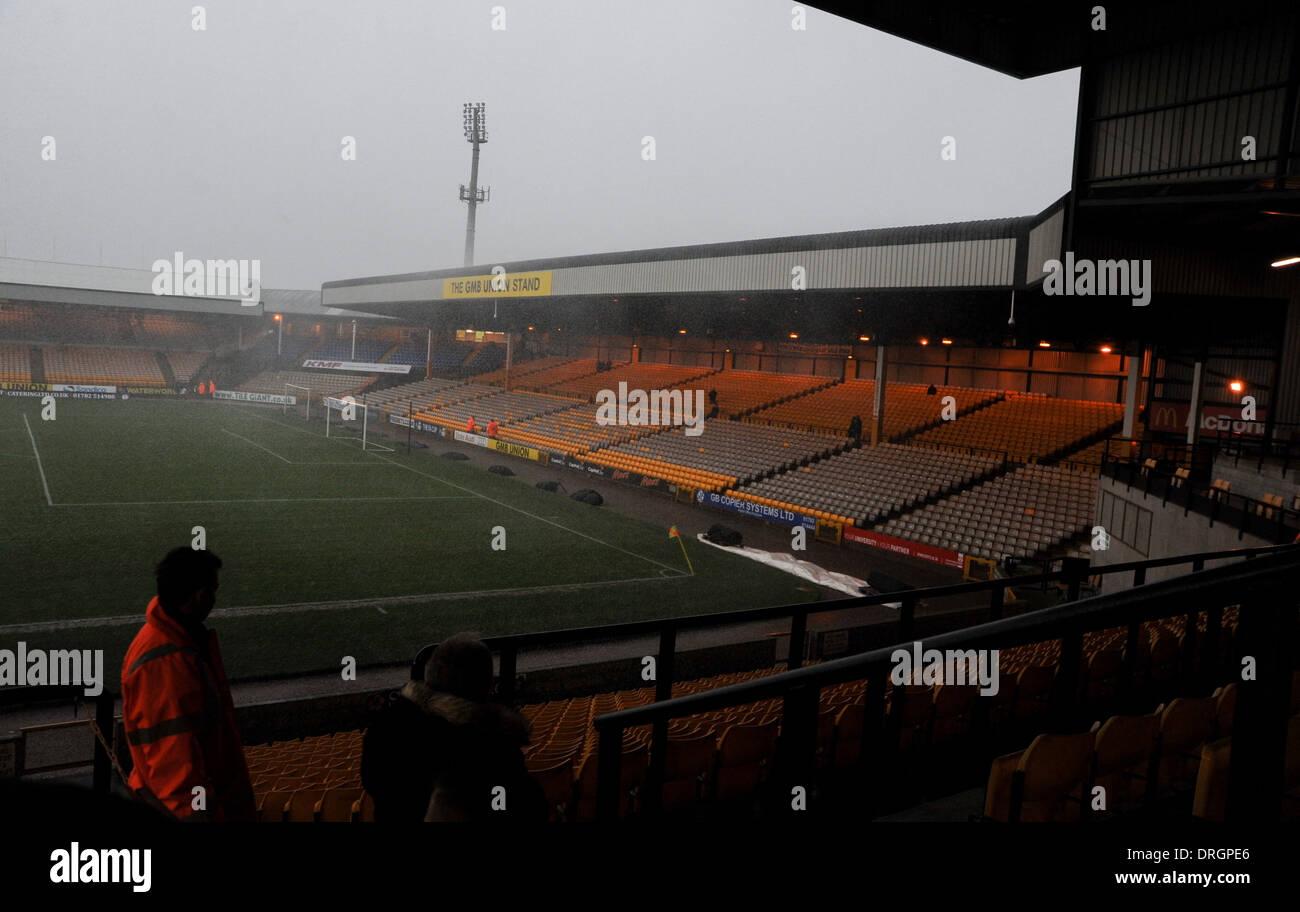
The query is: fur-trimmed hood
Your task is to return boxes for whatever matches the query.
[399,680,531,745]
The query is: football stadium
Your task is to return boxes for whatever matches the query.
[2,0,1298,891]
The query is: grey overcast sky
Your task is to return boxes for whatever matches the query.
[0,0,1080,288]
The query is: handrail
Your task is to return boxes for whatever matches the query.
[1102,455,1300,540]
[590,545,1300,821]
[411,542,1298,697]
[592,549,1295,727]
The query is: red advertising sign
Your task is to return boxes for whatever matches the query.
[1147,403,1268,439]
[843,527,964,569]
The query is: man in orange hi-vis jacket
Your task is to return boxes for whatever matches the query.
[121,547,255,821]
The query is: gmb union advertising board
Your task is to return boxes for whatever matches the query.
[696,490,817,529]
[843,526,965,569]
[451,429,548,463]
[442,270,552,299]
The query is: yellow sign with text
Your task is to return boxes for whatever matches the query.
[443,270,552,299]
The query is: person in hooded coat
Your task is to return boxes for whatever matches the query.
[361,632,546,822]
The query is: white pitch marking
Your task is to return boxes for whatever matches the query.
[234,406,687,576]
[0,574,686,635]
[22,412,52,506]
[49,495,477,507]
[221,428,293,463]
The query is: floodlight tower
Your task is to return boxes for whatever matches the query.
[460,102,491,267]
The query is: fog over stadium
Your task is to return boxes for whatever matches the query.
[2,0,1298,888]
[0,0,1078,286]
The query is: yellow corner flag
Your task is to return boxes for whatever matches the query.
[670,526,694,575]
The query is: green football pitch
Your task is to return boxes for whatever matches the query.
[0,396,817,685]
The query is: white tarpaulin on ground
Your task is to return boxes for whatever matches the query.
[695,533,879,599]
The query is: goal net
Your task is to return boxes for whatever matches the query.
[285,383,311,420]
[324,396,394,452]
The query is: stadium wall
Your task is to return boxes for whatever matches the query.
[1092,474,1274,593]
[558,335,1134,400]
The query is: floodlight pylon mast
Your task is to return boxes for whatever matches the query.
[460,102,490,267]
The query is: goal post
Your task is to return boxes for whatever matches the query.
[324,395,394,452]
[285,383,311,420]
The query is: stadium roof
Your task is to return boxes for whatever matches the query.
[320,199,1066,321]
[262,288,385,321]
[0,260,380,322]
[0,256,262,316]
[811,0,1290,79]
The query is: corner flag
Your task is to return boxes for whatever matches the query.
[669,525,693,574]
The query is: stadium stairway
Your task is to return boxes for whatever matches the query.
[377,341,402,363]
[1040,416,1126,469]
[154,351,176,385]
[858,446,1015,530]
[889,391,1008,444]
[729,375,842,421]
[28,346,45,383]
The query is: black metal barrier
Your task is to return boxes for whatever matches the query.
[412,543,1292,703]
[588,545,1299,823]
[407,543,1297,821]
[1103,453,1300,542]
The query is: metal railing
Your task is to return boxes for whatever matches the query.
[590,544,1299,822]
[1102,453,1300,543]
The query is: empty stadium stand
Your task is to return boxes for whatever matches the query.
[728,442,1004,526]
[474,354,576,386]
[537,361,716,401]
[913,394,1125,465]
[0,342,32,382]
[749,380,1003,440]
[165,352,211,384]
[497,402,652,456]
[381,341,428,367]
[237,369,376,400]
[586,420,844,491]
[42,346,167,386]
[309,339,392,363]
[876,464,1096,560]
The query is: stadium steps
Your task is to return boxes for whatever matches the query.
[730,376,841,421]
[28,347,45,383]
[459,342,487,368]
[726,376,839,420]
[1040,418,1126,468]
[889,391,1008,444]
[296,340,324,364]
[377,341,403,363]
[860,449,1016,530]
[154,351,176,385]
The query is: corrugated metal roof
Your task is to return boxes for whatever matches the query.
[322,214,1036,291]
[262,288,388,319]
